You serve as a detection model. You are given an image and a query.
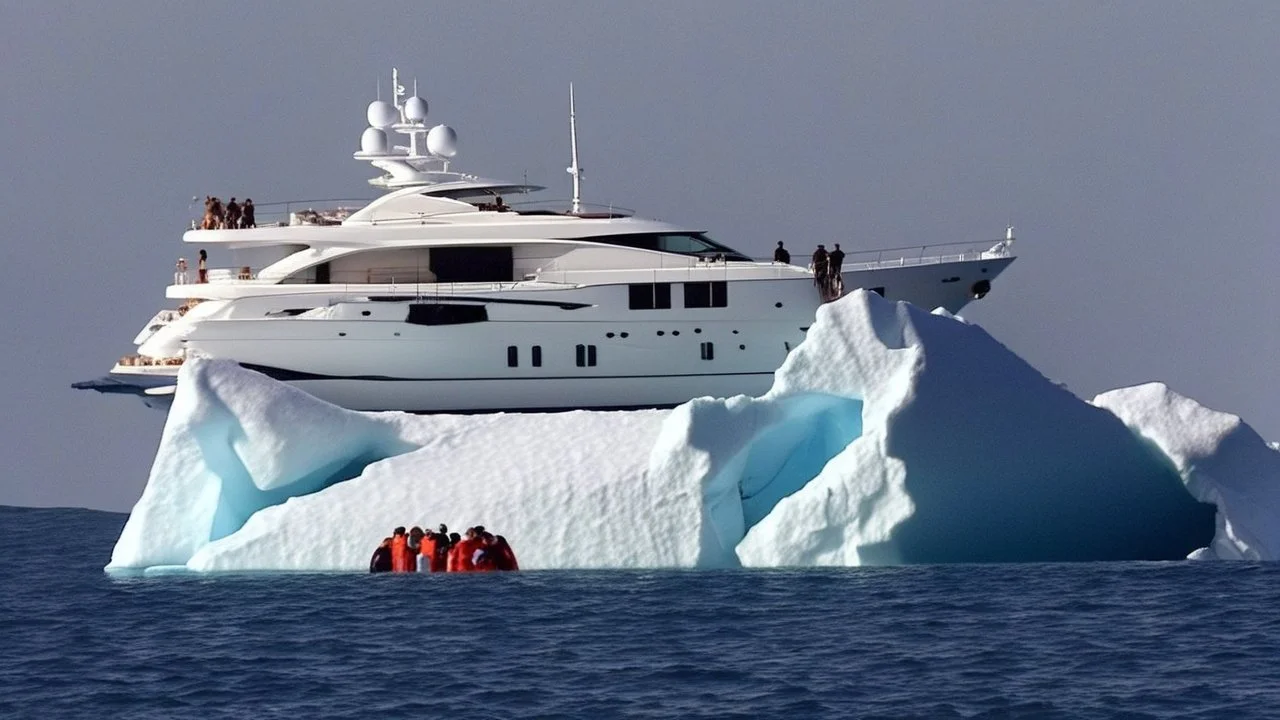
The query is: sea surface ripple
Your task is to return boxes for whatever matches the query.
[2,506,1279,719]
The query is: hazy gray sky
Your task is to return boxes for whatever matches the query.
[2,2,1276,511]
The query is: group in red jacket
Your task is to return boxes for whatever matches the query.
[369,524,519,574]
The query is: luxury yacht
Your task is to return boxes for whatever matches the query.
[76,70,1016,412]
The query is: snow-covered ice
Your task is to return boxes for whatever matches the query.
[106,291,1279,572]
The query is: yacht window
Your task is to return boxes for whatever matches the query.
[405,304,488,326]
[629,283,672,310]
[507,346,518,367]
[700,342,715,361]
[683,281,728,308]
[577,233,752,261]
[430,246,514,283]
[532,345,542,367]
[869,287,885,297]
[576,344,598,367]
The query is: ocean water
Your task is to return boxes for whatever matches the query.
[2,506,1279,719]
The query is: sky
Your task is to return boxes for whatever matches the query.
[1,1,1276,511]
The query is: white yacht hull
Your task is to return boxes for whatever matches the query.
[95,256,1013,413]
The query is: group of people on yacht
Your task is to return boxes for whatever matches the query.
[200,196,256,230]
[773,241,846,301]
[370,524,519,574]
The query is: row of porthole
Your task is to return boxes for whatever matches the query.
[334,329,749,351]
[602,328,745,339]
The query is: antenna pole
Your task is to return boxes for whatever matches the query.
[567,83,582,215]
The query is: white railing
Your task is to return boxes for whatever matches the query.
[833,239,1014,273]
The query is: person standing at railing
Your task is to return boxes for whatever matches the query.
[828,244,845,298]
[811,244,829,289]
[773,241,791,264]
[225,198,242,230]
[197,249,208,283]
[241,198,256,228]
[174,257,188,285]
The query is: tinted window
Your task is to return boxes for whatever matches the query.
[684,281,728,308]
[629,283,671,310]
[576,233,752,261]
[406,304,488,325]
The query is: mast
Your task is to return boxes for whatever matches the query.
[567,83,583,215]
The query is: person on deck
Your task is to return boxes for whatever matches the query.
[225,198,241,230]
[369,538,393,573]
[197,249,209,283]
[827,243,846,297]
[241,198,256,228]
[811,245,829,288]
[829,244,845,276]
[773,241,791,264]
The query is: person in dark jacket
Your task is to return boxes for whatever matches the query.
[773,241,791,264]
[828,243,845,275]
[811,245,829,287]
[241,198,256,228]
[369,537,393,573]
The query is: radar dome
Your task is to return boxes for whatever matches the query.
[426,124,458,158]
[404,96,429,122]
[366,100,398,129]
[360,127,389,154]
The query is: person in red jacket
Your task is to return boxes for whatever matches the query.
[473,533,499,571]
[448,528,480,572]
[390,526,413,573]
[418,530,442,572]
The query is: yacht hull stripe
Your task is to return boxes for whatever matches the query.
[239,363,774,383]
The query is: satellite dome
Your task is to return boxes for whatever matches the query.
[366,100,398,129]
[426,124,458,158]
[360,127,389,154]
[404,96,429,122]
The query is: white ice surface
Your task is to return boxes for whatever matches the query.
[107,291,1278,572]
[1094,383,1280,560]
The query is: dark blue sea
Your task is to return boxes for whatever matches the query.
[3,506,1279,719]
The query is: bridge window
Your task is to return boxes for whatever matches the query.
[629,283,671,310]
[684,281,728,308]
[574,232,753,261]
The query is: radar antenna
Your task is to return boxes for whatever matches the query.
[567,83,583,215]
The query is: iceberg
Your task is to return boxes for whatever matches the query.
[106,291,1279,573]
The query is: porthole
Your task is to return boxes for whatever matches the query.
[694,328,702,334]
[732,330,739,335]
[775,302,783,308]
[620,332,629,338]
[672,330,680,336]
[394,332,401,337]
[338,332,347,337]
[739,344,746,350]
[657,331,665,336]
[361,310,371,316]
[607,332,615,338]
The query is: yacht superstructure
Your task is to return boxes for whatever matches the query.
[77,70,1016,412]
